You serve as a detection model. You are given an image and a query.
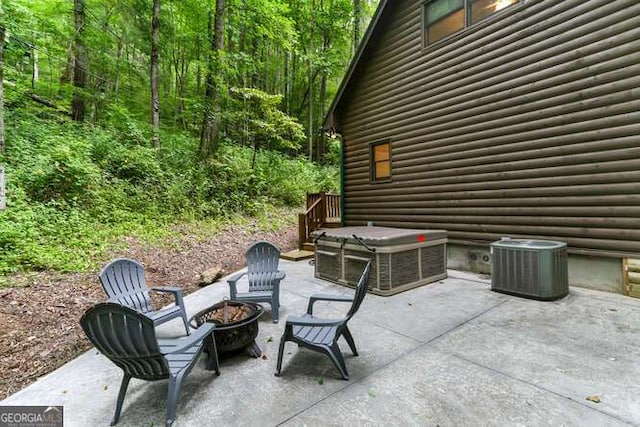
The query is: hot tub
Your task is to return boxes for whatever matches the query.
[312,226,447,296]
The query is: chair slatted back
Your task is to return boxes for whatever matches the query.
[80,303,169,380]
[99,258,153,313]
[346,261,372,320]
[246,241,281,292]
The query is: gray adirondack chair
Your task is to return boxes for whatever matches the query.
[275,261,371,380]
[228,241,285,323]
[80,302,219,427]
[99,258,190,335]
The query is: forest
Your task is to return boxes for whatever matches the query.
[0,0,377,274]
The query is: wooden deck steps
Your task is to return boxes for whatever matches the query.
[281,249,314,261]
[298,192,341,250]
[323,219,342,228]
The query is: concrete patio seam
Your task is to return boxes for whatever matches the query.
[276,299,509,426]
[447,351,636,426]
[362,319,424,343]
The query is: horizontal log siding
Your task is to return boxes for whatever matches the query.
[338,0,640,256]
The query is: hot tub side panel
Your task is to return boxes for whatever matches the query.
[314,238,447,296]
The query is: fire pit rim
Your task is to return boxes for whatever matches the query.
[189,300,264,330]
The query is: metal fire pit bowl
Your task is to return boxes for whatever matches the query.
[190,300,264,358]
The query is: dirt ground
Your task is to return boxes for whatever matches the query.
[0,221,298,399]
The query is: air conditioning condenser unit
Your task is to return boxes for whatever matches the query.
[491,239,568,300]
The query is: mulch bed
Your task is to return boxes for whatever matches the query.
[0,222,297,399]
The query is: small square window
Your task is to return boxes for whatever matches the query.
[371,141,392,182]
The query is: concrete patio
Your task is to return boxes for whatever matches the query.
[3,260,640,426]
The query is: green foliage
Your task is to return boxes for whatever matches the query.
[103,105,150,146]
[19,137,101,204]
[227,87,305,153]
[324,137,342,165]
[0,110,338,273]
[0,0,374,274]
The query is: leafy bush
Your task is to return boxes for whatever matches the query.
[18,138,101,204]
[0,108,338,273]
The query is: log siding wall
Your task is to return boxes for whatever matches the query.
[335,0,640,257]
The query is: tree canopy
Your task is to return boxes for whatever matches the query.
[0,0,378,160]
[0,0,378,273]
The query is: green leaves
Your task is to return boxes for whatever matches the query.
[228,87,305,153]
[0,109,337,274]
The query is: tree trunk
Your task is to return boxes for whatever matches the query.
[238,0,247,86]
[284,50,290,114]
[308,0,315,161]
[31,47,39,89]
[196,36,202,95]
[1,28,5,210]
[150,0,160,147]
[0,27,5,152]
[226,4,235,54]
[199,0,225,159]
[319,68,327,163]
[172,47,188,129]
[353,0,361,55]
[250,36,258,87]
[114,37,124,100]
[72,0,88,122]
[60,43,75,87]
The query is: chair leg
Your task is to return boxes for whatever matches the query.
[205,335,220,375]
[181,311,190,335]
[110,374,131,426]
[271,298,279,323]
[324,344,349,380]
[166,373,185,427]
[275,334,288,376]
[341,327,358,357]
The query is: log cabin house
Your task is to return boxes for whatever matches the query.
[323,0,640,294]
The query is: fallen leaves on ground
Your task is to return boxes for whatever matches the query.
[586,395,601,404]
[0,222,297,399]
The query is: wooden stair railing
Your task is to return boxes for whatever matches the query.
[298,192,341,249]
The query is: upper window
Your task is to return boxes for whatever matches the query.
[424,0,519,45]
[371,141,392,182]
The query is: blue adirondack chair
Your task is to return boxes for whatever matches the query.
[275,261,371,380]
[228,241,286,323]
[99,258,190,334]
[80,302,219,427]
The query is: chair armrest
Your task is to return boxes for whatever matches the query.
[227,271,247,284]
[161,323,215,355]
[275,270,286,281]
[285,315,345,328]
[227,271,247,299]
[307,293,354,315]
[151,286,186,310]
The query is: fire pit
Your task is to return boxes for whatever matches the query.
[190,300,264,358]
